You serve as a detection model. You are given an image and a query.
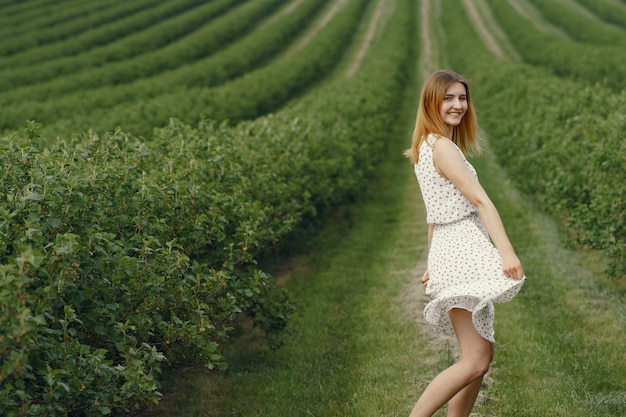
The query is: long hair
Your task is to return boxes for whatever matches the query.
[404,70,480,164]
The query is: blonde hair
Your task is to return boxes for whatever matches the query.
[404,70,480,164]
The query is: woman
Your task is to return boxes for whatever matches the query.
[404,70,526,417]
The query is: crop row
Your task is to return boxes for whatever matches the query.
[27,0,371,139]
[0,0,415,414]
[0,0,329,133]
[525,0,626,45]
[574,0,626,28]
[476,67,626,278]
[0,0,222,70]
[0,0,127,38]
[440,0,625,278]
[0,0,159,55]
[484,0,626,91]
[0,0,282,92]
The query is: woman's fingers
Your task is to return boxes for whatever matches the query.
[503,263,524,280]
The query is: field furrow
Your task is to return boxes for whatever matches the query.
[0,0,283,92]
[344,0,391,77]
[486,0,626,90]
[575,0,626,27]
[506,0,571,39]
[0,0,214,70]
[526,0,626,44]
[0,0,329,133]
[460,0,519,61]
[39,0,372,137]
[0,0,126,36]
[0,0,158,55]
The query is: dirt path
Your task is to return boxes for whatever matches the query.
[402,223,496,417]
[460,0,510,61]
[344,0,389,77]
[506,0,571,40]
[554,0,616,26]
[265,0,307,24]
[292,0,350,51]
[419,0,435,80]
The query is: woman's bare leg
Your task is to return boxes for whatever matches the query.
[408,309,493,417]
[446,377,483,417]
[447,339,494,416]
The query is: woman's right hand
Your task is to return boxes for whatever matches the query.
[421,270,429,286]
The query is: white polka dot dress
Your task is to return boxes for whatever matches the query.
[414,134,525,343]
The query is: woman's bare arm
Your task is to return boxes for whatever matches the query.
[432,138,524,280]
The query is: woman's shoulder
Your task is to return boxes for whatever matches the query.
[428,134,455,149]
[432,136,465,161]
[421,135,459,161]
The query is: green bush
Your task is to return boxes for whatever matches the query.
[525,0,626,45]
[471,65,626,278]
[0,124,296,415]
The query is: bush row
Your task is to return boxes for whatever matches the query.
[473,65,626,278]
[0,0,328,130]
[0,0,280,92]
[0,0,157,56]
[0,0,414,414]
[40,0,371,139]
[525,0,626,45]
[574,0,626,28]
[0,0,220,70]
[486,0,626,91]
[0,0,126,38]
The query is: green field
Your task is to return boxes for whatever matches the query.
[1,0,625,416]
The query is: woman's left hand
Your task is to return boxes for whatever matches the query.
[501,252,524,280]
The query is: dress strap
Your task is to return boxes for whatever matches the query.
[426,133,441,147]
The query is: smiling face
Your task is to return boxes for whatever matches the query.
[439,82,468,136]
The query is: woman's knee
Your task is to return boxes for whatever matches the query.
[475,354,492,377]
[449,309,494,378]
[461,351,492,380]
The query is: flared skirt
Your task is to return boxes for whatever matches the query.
[424,212,525,343]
